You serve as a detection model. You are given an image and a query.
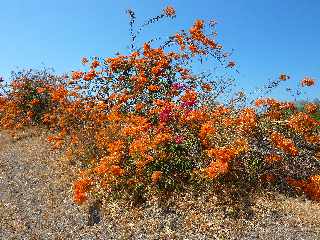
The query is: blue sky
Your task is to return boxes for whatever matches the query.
[0,0,319,101]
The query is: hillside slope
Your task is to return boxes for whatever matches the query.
[1,128,320,239]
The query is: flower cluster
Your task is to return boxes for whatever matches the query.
[164,6,176,17]
[270,131,298,156]
[73,178,92,204]
[301,77,315,87]
[286,175,320,201]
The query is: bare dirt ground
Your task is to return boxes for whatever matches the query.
[1,128,320,240]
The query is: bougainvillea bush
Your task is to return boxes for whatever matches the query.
[0,69,67,129]
[0,6,319,205]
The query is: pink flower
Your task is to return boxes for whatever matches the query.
[182,100,197,107]
[171,83,184,90]
[159,107,171,122]
[175,135,184,144]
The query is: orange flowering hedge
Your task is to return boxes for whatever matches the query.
[0,69,66,129]
[0,6,319,205]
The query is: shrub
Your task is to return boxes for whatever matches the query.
[0,6,319,205]
[0,68,65,129]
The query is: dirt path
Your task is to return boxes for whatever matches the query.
[0,129,90,239]
[1,128,320,239]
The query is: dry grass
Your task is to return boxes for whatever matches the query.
[1,127,320,239]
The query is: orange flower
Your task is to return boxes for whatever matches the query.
[227,61,236,68]
[190,20,204,34]
[237,108,257,131]
[129,136,151,157]
[301,77,315,87]
[279,74,290,81]
[188,19,217,50]
[304,135,320,144]
[266,110,282,120]
[181,89,197,102]
[288,112,318,134]
[110,165,124,176]
[261,173,276,183]
[72,71,83,80]
[304,103,318,114]
[255,99,264,107]
[164,6,176,17]
[233,138,249,154]
[265,154,283,164]
[74,191,87,204]
[36,87,46,94]
[83,70,96,81]
[26,111,34,118]
[135,103,145,112]
[175,33,185,50]
[73,178,92,204]
[270,131,298,156]
[286,176,320,201]
[81,57,89,65]
[30,99,40,105]
[201,83,212,92]
[148,85,161,91]
[151,171,162,184]
[189,44,198,53]
[207,147,237,163]
[91,59,100,68]
[279,102,296,111]
[206,160,229,179]
[254,98,279,107]
[153,132,173,146]
[51,86,68,101]
[199,121,215,140]
[94,162,109,174]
